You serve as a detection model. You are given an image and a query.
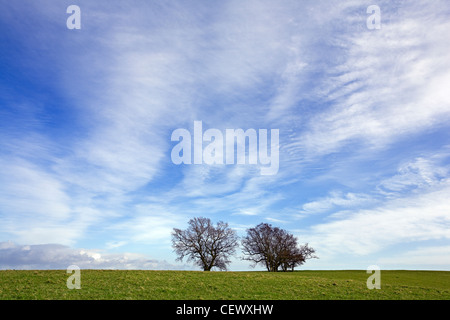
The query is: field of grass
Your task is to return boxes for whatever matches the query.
[0,270,449,300]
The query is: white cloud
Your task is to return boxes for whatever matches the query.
[105,204,184,245]
[0,157,82,245]
[306,181,450,257]
[0,242,184,270]
[379,246,450,268]
[300,191,375,215]
[286,1,450,159]
[378,157,449,194]
[105,241,127,249]
[0,157,71,220]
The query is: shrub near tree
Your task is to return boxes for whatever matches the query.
[241,223,317,272]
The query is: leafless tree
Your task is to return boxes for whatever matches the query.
[241,223,275,271]
[171,217,239,271]
[241,223,317,272]
[280,242,317,271]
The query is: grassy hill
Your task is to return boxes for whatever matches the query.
[0,270,449,300]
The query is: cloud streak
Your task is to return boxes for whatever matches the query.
[285,0,450,161]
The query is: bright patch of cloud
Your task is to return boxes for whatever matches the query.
[0,242,184,270]
[306,181,450,257]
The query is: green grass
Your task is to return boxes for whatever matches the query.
[0,270,449,300]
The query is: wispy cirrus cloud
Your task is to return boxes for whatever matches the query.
[300,191,376,215]
[306,183,450,257]
[377,156,449,194]
[303,152,450,260]
[285,1,450,161]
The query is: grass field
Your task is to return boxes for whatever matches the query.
[0,270,449,300]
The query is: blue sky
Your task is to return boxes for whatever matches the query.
[1,0,450,271]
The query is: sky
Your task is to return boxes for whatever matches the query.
[0,0,450,271]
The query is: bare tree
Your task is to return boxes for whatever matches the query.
[241,223,281,272]
[280,243,317,272]
[171,217,239,271]
[241,223,317,272]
